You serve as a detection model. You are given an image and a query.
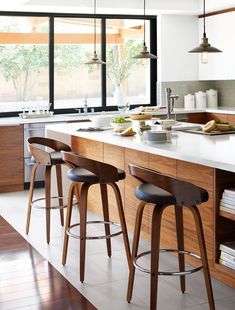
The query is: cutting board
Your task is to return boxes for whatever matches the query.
[178,128,235,136]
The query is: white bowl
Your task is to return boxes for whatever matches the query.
[110,121,132,131]
[90,114,114,128]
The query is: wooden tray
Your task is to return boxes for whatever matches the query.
[178,128,235,135]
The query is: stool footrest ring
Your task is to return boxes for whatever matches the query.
[134,248,202,276]
[66,220,123,240]
[31,196,77,210]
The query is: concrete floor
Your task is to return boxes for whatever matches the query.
[1,189,235,309]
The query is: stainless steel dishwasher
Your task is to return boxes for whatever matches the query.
[24,122,63,186]
[24,123,47,185]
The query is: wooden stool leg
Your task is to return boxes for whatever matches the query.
[56,165,64,227]
[110,183,131,267]
[62,182,76,265]
[188,205,215,310]
[100,184,112,257]
[79,183,90,283]
[127,201,146,303]
[45,166,51,244]
[26,164,38,234]
[150,205,165,310]
[175,205,186,293]
[75,184,80,208]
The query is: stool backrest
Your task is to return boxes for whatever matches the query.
[27,137,71,165]
[62,151,120,183]
[129,164,208,206]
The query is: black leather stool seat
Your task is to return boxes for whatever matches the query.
[135,183,176,205]
[135,183,208,205]
[31,151,64,165]
[67,167,126,184]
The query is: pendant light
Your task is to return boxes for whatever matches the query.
[188,0,222,64]
[133,0,158,59]
[85,0,105,65]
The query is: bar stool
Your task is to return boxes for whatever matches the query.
[127,164,215,310]
[61,151,131,283]
[25,137,71,244]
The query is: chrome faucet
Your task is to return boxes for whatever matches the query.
[165,88,179,119]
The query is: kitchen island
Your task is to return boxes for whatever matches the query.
[46,122,235,287]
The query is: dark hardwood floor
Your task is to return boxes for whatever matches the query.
[0,216,96,310]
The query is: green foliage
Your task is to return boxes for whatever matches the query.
[112,116,131,123]
[0,45,48,80]
[0,39,142,100]
[54,44,88,70]
[106,39,143,89]
[0,44,48,100]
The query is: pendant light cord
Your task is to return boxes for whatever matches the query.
[94,0,96,54]
[143,0,146,47]
[203,0,206,38]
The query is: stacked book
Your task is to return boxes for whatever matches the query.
[219,241,235,270]
[219,188,235,214]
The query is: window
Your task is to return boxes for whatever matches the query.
[0,16,49,113]
[0,13,156,115]
[54,17,102,110]
[106,19,151,107]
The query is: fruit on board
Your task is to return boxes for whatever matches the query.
[202,120,216,132]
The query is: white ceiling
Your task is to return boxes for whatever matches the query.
[0,0,235,15]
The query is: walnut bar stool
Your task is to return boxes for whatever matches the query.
[127,164,215,310]
[61,151,131,283]
[25,137,71,244]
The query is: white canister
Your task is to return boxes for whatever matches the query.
[184,94,195,110]
[206,89,218,108]
[195,91,207,109]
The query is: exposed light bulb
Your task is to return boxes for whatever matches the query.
[201,52,208,64]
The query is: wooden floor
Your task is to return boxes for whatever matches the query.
[0,216,96,310]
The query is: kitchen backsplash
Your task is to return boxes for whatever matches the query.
[158,80,235,108]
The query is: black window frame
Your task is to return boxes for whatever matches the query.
[0,11,157,117]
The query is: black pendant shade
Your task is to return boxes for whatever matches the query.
[189,36,222,53]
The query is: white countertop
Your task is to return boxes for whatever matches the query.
[0,113,93,126]
[46,122,235,173]
[1,107,235,126]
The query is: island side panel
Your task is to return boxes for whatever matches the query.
[124,148,150,239]
[148,154,178,249]
[103,143,125,223]
[177,161,215,266]
[72,136,104,215]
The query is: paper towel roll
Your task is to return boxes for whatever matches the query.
[206,89,218,108]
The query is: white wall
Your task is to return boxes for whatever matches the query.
[205,0,235,11]
[199,11,235,80]
[158,15,199,82]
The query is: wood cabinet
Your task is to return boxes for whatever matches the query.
[0,125,24,192]
[188,112,234,125]
[206,113,228,123]
[187,112,207,124]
